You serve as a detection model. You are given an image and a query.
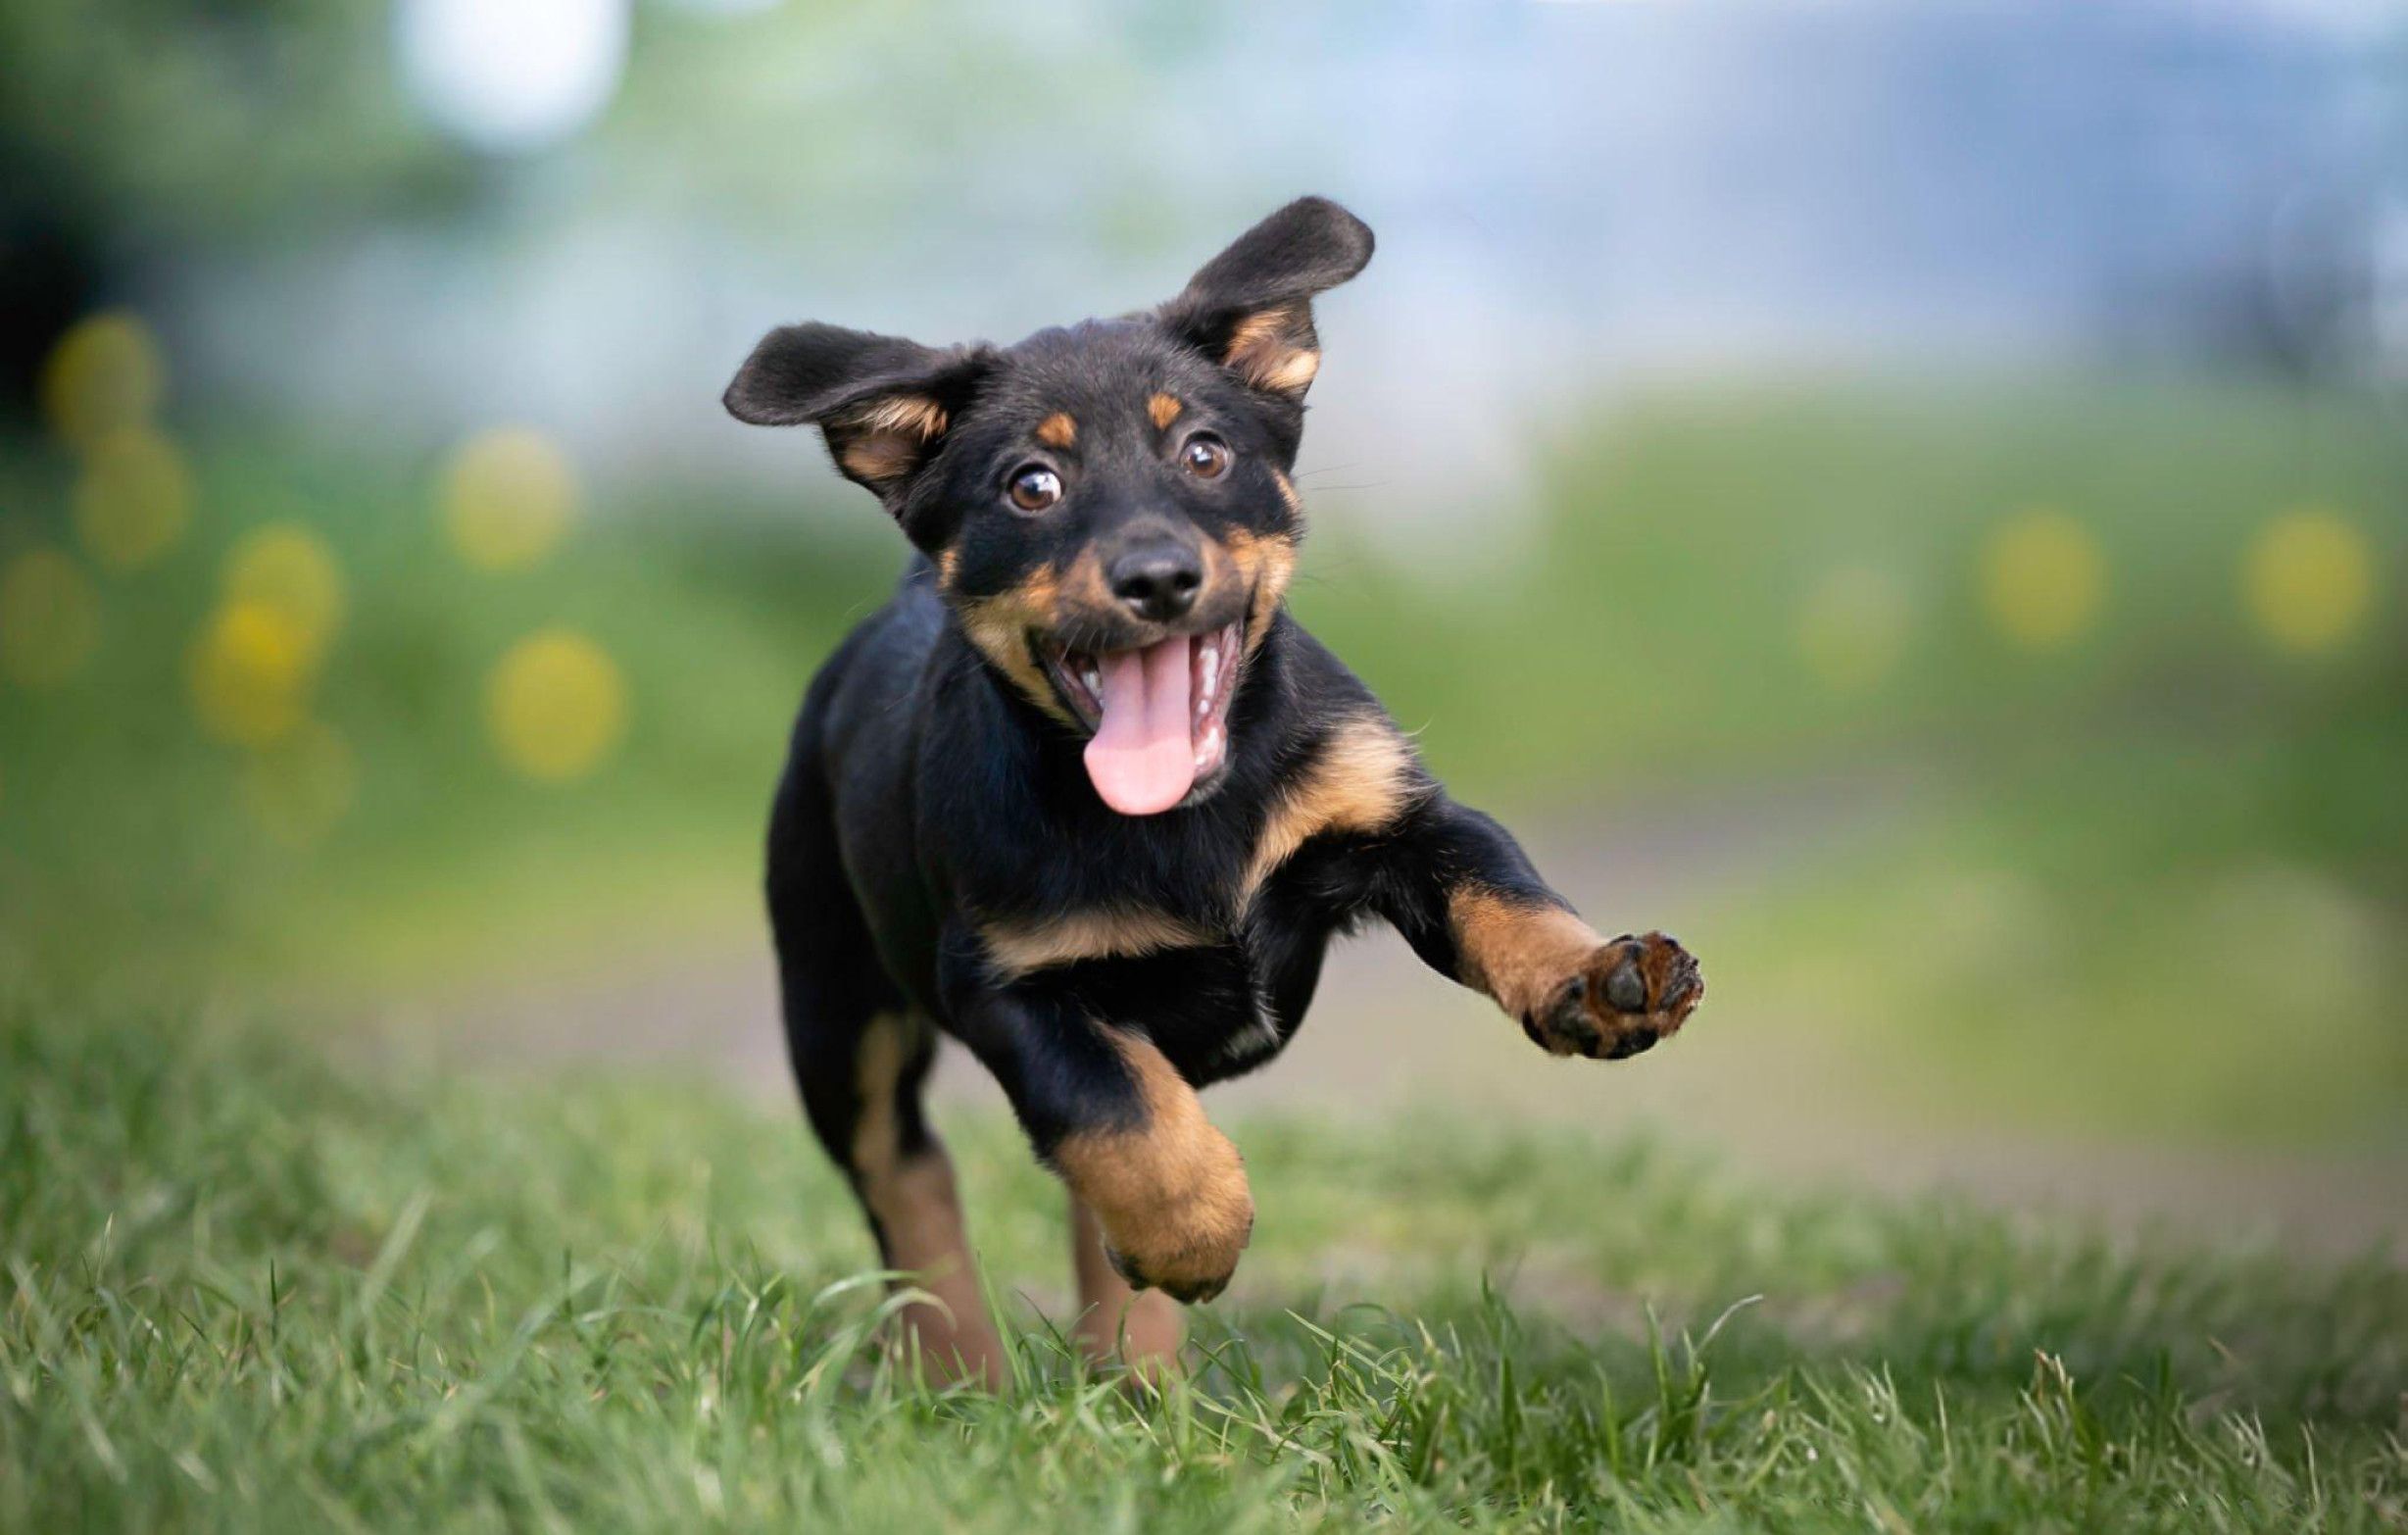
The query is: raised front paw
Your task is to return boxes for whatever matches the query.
[1102,1183,1255,1304]
[1523,930,1703,1061]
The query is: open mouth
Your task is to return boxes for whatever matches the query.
[1041,620,1243,817]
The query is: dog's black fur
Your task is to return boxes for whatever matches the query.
[726,197,1702,1376]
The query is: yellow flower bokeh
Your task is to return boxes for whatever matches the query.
[74,426,194,570]
[40,311,166,453]
[1797,565,1912,694]
[223,522,346,666]
[441,426,578,571]
[189,600,318,747]
[0,548,101,689]
[486,628,628,782]
[241,718,360,847]
[2241,506,2376,657]
[1979,508,2106,652]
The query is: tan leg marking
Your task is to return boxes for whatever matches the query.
[1446,888,1603,1022]
[1034,412,1076,449]
[978,907,1218,982]
[1071,1196,1184,1377]
[1239,714,1421,902]
[1148,393,1184,430]
[853,1014,1007,1389]
[1049,1029,1253,1303]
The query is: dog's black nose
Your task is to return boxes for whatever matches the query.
[1108,545,1203,622]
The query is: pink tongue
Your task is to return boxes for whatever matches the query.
[1083,637,1196,816]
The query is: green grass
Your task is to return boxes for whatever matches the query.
[5,1003,2402,1531]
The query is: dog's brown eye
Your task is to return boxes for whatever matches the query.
[1181,433,1232,479]
[1007,465,1062,513]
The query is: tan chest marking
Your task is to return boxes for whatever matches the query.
[980,907,1219,981]
[1447,887,1602,1020]
[1239,715,1418,904]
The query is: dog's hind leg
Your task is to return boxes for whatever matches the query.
[769,769,1006,1389]
[1069,1195,1184,1378]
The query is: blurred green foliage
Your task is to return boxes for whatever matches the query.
[0,377,2401,1147]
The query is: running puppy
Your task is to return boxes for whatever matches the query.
[726,196,1703,1385]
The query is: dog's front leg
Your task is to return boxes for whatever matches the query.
[938,934,1253,1304]
[1371,794,1705,1058]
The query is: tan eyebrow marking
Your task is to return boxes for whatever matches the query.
[1148,393,1183,430]
[1035,413,1077,449]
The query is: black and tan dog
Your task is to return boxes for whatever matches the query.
[724,197,1702,1385]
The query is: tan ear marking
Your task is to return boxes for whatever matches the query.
[1253,349,1320,393]
[1222,306,1319,397]
[1148,393,1184,430]
[1035,413,1077,449]
[835,392,950,486]
[852,394,949,440]
[841,435,920,484]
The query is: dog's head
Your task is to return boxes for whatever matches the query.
[726,196,1373,817]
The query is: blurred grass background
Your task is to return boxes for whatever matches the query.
[2,372,2400,1152]
[1,1,2404,1164]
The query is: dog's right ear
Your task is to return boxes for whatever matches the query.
[723,322,984,498]
[1158,196,1375,402]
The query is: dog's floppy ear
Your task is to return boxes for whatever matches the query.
[1158,196,1374,401]
[723,322,984,497]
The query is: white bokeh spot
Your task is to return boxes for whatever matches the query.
[397,0,631,155]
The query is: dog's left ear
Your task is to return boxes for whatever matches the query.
[723,322,987,501]
[1158,196,1374,401]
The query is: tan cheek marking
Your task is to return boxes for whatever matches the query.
[957,566,1075,726]
[1149,393,1183,430]
[934,548,959,590]
[1224,526,1298,658]
[1270,470,1303,518]
[979,908,1219,981]
[1035,413,1077,450]
[1061,548,1114,615]
[1240,715,1419,902]
[1448,888,1604,1021]
[1049,1030,1252,1293]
